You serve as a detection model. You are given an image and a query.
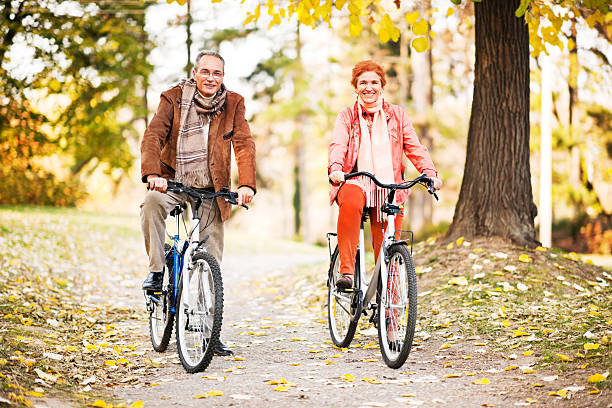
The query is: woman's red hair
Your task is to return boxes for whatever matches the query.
[351,60,386,89]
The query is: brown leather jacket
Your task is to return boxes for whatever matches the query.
[141,85,256,221]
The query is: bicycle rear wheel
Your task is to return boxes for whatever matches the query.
[327,246,358,348]
[175,251,223,373]
[377,244,417,369]
[149,243,175,352]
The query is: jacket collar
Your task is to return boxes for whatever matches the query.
[352,99,392,122]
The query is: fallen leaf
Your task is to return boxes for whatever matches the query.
[439,343,451,350]
[548,389,568,398]
[473,378,490,385]
[555,353,572,362]
[444,373,461,378]
[448,276,468,286]
[584,343,600,351]
[129,402,144,408]
[342,374,355,382]
[87,400,107,407]
[523,350,534,356]
[587,373,606,383]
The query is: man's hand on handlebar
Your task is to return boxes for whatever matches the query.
[147,175,167,193]
[236,186,254,206]
[329,171,345,185]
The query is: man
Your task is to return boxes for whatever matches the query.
[140,50,256,356]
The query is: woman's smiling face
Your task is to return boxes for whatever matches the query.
[356,71,383,104]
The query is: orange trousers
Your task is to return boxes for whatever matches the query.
[337,183,404,276]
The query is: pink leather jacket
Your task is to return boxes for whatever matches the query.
[328,100,437,205]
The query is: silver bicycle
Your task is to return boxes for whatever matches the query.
[327,172,437,368]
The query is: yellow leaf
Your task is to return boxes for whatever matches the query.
[522,369,537,374]
[446,8,454,17]
[446,242,454,250]
[462,355,472,360]
[473,378,490,385]
[362,358,377,362]
[444,373,461,378]
[456,237,464,245]
[208,391,223,396]
[439,343,451,350]
[193,394,208,399]
[579,363,588,369]
[524,350,534,356]
[549,389,568,398]
[448,276,467,286]
[274,385,289,392]
[129,402,144,408]
[502,320,511,327]
[309,349,322,353]
[117,358,129,364]
[588,389,600,394]
[555,353,572,362]
[512,329,529,337]
[233,356,244,361]
[525,398,537,403]
[405,11,420,24]
[104,360,116,366]
[519,254,531,263]
[584,343,600,351]
[587,373,606,383]
[88,400,107,408]
[505,366,518,371]
[342,374,355,382]
[289,363,301,366]
[266,378,287,385]
[331,354,342,358]
[26,391,44,397]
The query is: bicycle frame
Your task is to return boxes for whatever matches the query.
[360,211,398,308]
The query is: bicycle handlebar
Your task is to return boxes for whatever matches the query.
[149,180,249,209]
[344,171,439,201]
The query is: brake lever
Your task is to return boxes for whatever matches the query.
[224,195,249,210]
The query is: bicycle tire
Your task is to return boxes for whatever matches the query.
[149,243,175,352]
[327,246,358,348]
[377,244,417,369]
[175,251,223,373]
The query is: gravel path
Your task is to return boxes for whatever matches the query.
[113,246,609,408]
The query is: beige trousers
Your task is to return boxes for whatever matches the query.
[140,190,224,273]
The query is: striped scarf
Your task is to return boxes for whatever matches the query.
[176,79,226,187]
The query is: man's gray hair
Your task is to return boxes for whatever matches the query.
[194,50,225,71]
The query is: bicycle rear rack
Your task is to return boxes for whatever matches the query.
[326,232,337,260]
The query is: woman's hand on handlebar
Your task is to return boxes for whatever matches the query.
[147,175,167,193]
[430,176,442,191]
[329,171,345,185]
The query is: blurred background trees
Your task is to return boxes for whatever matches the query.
[1,0,610,253]
[0,0,153,205]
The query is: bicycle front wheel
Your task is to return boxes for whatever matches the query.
[175,251,223,373]
[378,244,417,369]
[327,246,358,348]
[149,243,175,352]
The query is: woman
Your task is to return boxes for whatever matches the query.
[328,60,442,289]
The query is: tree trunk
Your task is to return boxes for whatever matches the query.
[185,0,193,75]
[446,0,538,246]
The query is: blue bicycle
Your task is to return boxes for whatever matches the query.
[145,181,246,373]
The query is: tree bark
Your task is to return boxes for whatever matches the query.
[446,0,538,246]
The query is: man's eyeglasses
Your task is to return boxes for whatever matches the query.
[197,70,224,80]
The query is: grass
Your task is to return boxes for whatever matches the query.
[414,236,611,389]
